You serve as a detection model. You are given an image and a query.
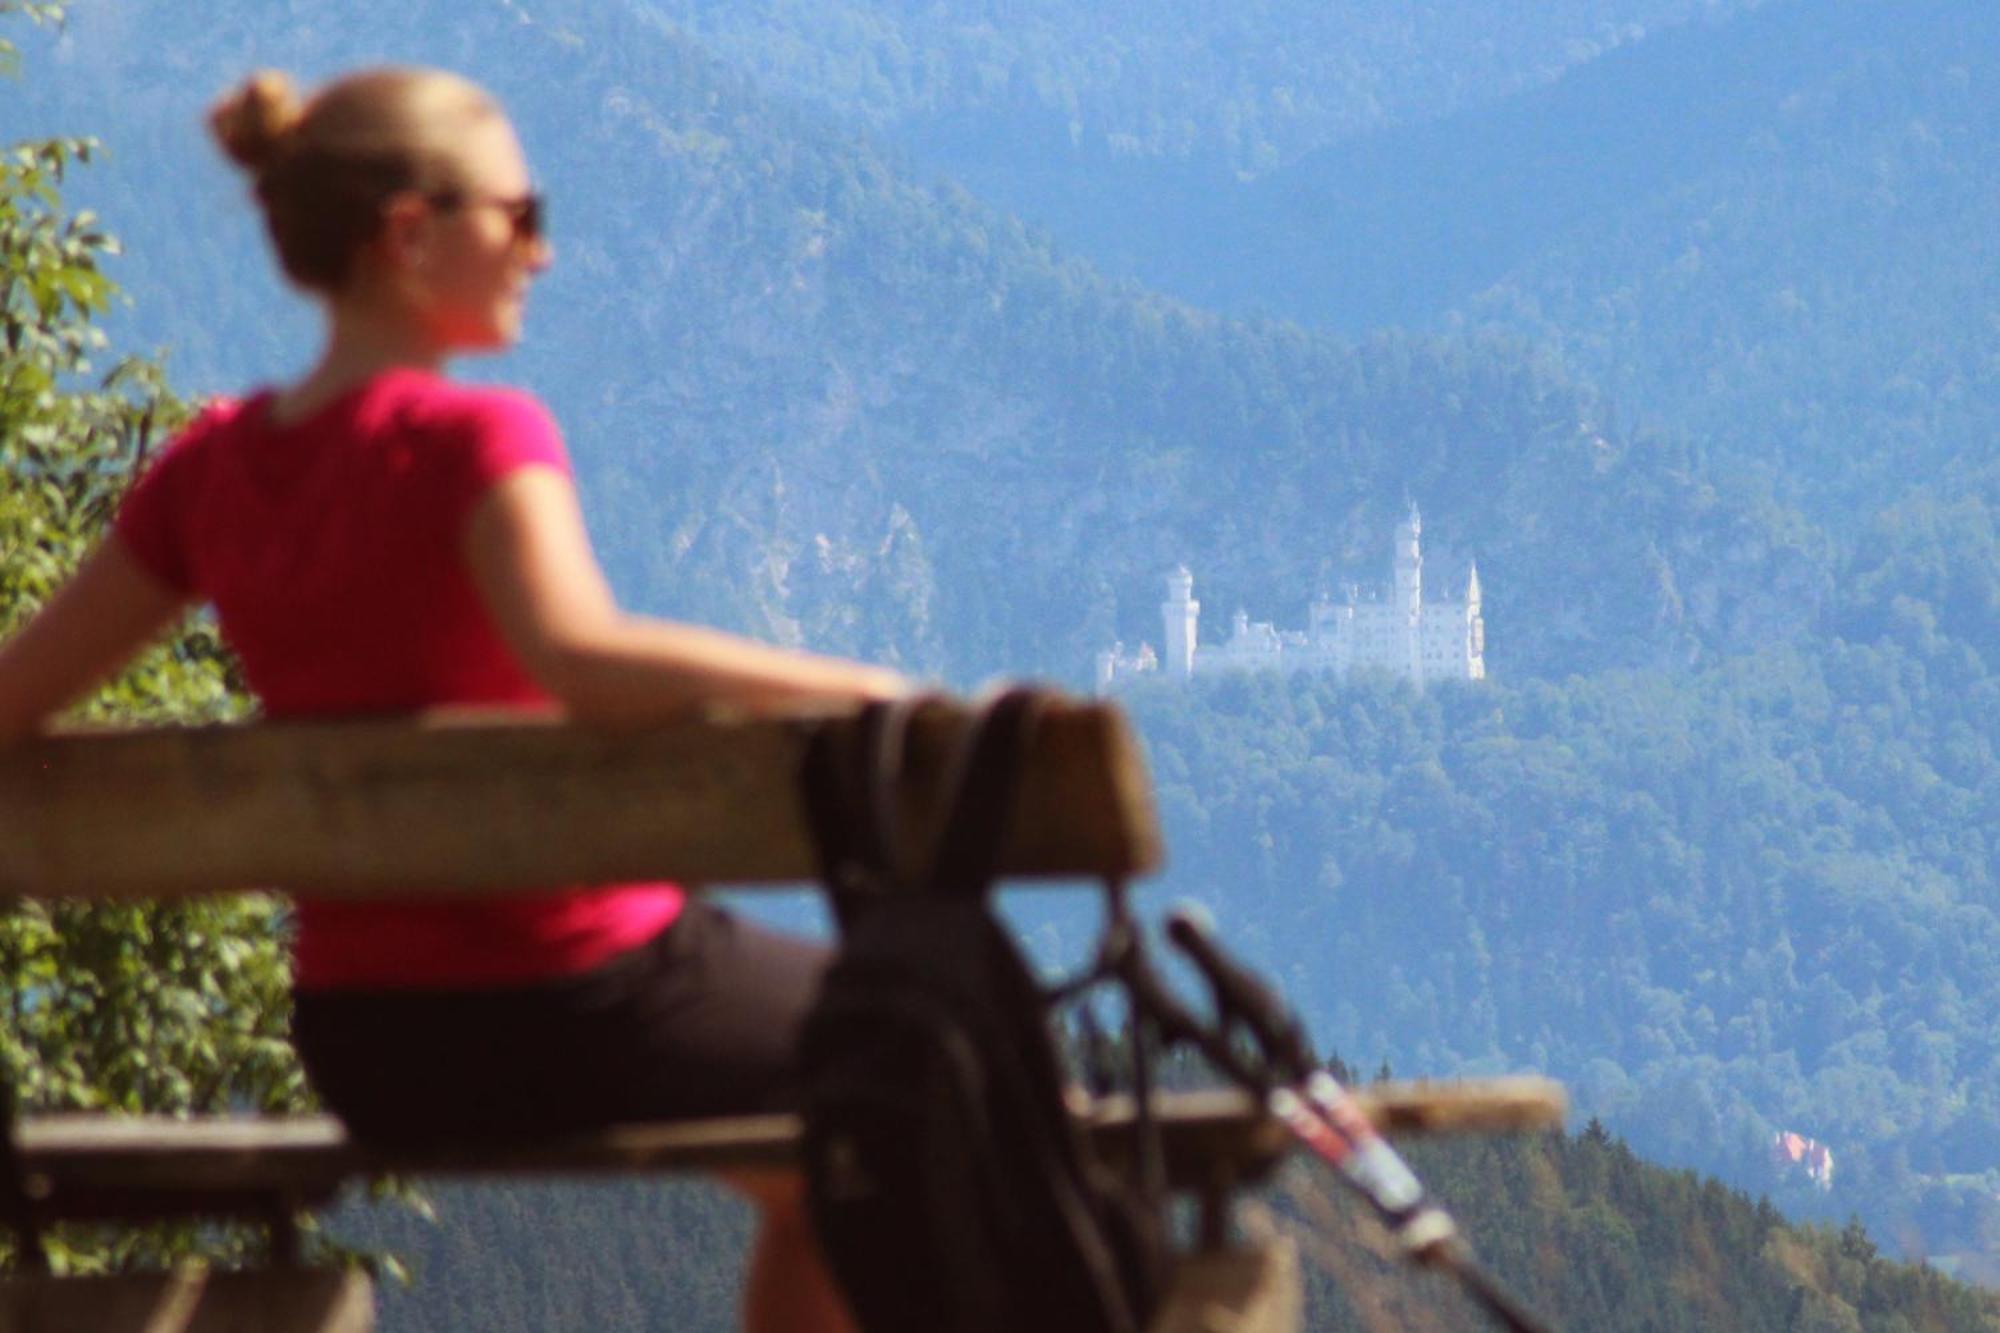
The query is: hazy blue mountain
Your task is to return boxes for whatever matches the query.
[817,0,2000,527]
[616,0,1773,330]
[622,0,1755,172]
[22,0,1809,685]
[1466,0,2000,520]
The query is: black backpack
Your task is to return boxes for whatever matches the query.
[797,689,1167,1333]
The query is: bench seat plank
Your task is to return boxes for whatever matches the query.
[12,1079,1563,1223]
[0,1268,375,1333]
[15,1091,1276,1214]
[0,702,1159,899]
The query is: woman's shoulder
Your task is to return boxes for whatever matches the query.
[141,394,259,472]
[374,371,571,483]
[383,370,560,442]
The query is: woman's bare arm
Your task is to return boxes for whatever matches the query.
[0,538,189,743]
[463,468,908,722]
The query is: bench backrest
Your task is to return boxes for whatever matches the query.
[0,699,1160,899]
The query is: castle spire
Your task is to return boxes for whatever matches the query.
[1161,565,1199,680]
[1394,504,1422,613]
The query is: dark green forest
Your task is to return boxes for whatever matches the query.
[1309,1116,2000,1332]
[1128,618,2000,1257]
[322,1106,2000,1332]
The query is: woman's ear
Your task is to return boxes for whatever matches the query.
[377,191,434,274]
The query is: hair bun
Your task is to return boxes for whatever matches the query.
[209,70,304,172]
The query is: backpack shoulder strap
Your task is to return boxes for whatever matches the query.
[802,686,1054,912]
[801,693,945,914]
[925,685,1049,898]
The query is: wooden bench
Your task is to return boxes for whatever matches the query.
[0,699,1562,1332]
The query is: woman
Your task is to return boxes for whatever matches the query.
[0,67,895,1332]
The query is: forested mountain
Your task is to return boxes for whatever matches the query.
[813,0,2000,528]
[22,0,1810,683]
[1467,0,2000,522]
[1310,1115,2000,1331]
[623,0,1754,172]
[1130,630,2000,1257]
[322,1109,2000,1332]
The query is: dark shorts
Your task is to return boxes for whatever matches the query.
[292,899,829,1145]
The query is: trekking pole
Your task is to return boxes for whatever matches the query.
[1163,909,1556,1333]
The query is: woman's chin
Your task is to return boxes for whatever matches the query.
[448,319,521,356]
[486,305,526,347]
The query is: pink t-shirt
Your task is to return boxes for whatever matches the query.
[113,368,683,990]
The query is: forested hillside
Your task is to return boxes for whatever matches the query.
[1308,1114,2000,1331]
[321,1106,2000,1332]
[625,0,1753,171]
[817,0,2000,529]
[1130,616,2000,1257]
[22,0,1811,683]
[1467,0,2000,522]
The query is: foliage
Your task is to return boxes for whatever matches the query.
[0,39,308,1274]
[0,2,62,81]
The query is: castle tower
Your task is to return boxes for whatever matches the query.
[1394,504,1423,616]
[1161,565,1199,680]
[1466,561,1486,680]
[1394,504,1423,681]
[1308,591,1334,641]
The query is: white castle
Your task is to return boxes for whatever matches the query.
[1096,507,1486,690]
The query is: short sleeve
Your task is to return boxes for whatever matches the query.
[437,389,573,527]
[111,405,235,595]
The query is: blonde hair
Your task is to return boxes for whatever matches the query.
[209,67,504,292]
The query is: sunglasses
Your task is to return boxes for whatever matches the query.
[427,189,546,244]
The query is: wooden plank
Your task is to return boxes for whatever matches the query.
[13,1079,1562,1223]
[0,699,1161,899]
[1361,1075,1567,1137]
[16,1093,1275,1208]
[1148,1241,1301,1333]
[0,1268,373,1333]
[1087,1078,1563,1144]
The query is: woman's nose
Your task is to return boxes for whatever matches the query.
[523,232,553,273]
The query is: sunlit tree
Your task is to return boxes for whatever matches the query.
[1,1,307,1273]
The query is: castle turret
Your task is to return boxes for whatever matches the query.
[1308,591,1335,641]
[1465,561,1486,680]
[1161,565,1199,680]
[1394,504,1423,681]
[1394,504,1423,616]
